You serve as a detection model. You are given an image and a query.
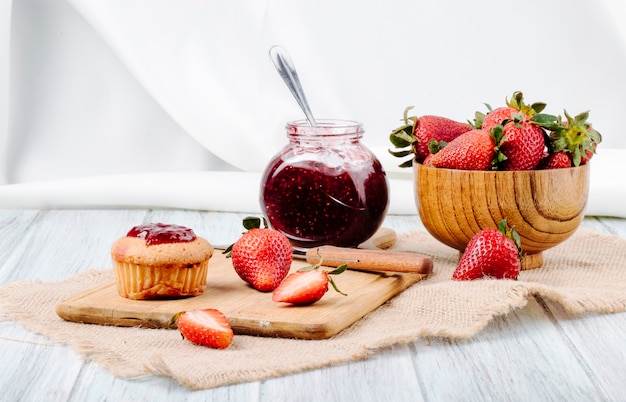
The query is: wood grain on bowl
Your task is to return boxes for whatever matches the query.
[414,163,589,269]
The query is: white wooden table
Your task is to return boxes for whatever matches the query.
[1,208,625,401]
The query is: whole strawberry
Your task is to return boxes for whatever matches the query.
[273,261,347,305]
[539,110,602,167]
[429,128,496,170]
[497,117,547,170]
[389,106,472,166]
[176,308,233,349]
[227,217,292,292]
[452,219,522,281]
[480,106,517,131]
[537,151,572,169]
[478,91,547,131]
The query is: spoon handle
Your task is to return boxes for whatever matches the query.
[269,45,317,127]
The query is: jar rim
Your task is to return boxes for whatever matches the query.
[286,119,364,137]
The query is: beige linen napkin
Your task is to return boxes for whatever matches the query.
[1,228,625,390]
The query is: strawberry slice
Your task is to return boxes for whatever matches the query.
[272,264,347,305]
[272,270,328,305]
[176,309,233,349]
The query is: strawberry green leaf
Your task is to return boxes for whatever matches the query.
[572,148,582,166]
[398,159,414,168]
[389,127,415,148]
[329,264,348,275]
[471,110,486,129]
[387,106,420,166]
[490,124,505,143]
[588,129,602,144]
[242,216,263,230]
[388,149,414,158]
[497,219,523,256]
[572,110,589,122]
[221,243,233,257]
[530,102,547,114]
[531,113,558,126]
[428,139,446,155]
[511,229,522,252]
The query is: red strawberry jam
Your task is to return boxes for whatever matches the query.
[127,223,196,246]
[260,120,389,249]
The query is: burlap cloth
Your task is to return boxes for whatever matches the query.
[1,228,625,390]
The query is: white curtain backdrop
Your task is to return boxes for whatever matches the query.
[1,0,625,216]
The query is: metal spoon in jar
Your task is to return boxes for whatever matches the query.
[268,45,317,127]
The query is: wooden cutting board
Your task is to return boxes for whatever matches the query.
[56,230,429,340]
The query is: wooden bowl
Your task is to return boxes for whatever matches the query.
[413,163,590,270]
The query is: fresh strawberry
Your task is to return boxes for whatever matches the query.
[481,106,518,131]
[539,111,602,167]
[411,115,472,163]
[227,217,292,292]
[422,153,434,166]
[389,106,471,166]
[580,141,597,165]
[429,128,496,170]
[272,262,347,305]
[452,220,522,281]
[422,139,445,166]
[479,91,547,131]
[176,309,233,349]
[497,118,547,170]
[537,151,572,169]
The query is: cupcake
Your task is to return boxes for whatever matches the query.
[111,223,213,300]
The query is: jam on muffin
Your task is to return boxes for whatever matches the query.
[111,223,213,300]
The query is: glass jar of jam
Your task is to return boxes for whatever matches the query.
[260,119,389,250]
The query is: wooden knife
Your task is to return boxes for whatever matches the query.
[304,246,433,275]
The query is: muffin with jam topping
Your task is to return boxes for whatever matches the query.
[111,223,213,300]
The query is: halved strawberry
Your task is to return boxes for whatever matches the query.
[272,263,347,305]
[176,309,233,349]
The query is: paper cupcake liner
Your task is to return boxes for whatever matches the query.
[113,260,209,300]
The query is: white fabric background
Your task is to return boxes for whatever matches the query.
[1,0,625,216]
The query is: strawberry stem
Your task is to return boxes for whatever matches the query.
[497,219,523,258]
[328,275,347,296]
[298,257,348,296]
[170,311,185,328]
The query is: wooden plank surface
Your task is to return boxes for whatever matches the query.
[56,250,427,339]
[1,209,625,401]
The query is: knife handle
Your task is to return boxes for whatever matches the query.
[305,246,433,275]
